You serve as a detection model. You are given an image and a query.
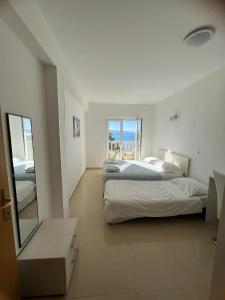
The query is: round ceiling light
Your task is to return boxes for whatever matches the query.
[183,26,215,48]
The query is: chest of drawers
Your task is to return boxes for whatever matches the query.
[18,218,79,297]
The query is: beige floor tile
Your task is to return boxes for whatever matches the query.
[103,218,168,246]
[137,286,209,300]
[25,296,67,300]
[79,214,106,241]
[68,240,135,298]
[68,169,216,298]
[163,216,218,242]
[74,293,137,300]
[24,294,136,300]
[127,239,214,291]
[70,171,104,219]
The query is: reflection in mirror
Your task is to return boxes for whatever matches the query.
[7,114,39,247]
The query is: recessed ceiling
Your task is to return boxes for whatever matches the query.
[36,0,225,104]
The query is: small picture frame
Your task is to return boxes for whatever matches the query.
[73,116,80,138]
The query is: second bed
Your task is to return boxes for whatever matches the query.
[104,178,208,223]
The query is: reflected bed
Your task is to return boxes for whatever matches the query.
[16,181,36,212]
[14,160,35,182]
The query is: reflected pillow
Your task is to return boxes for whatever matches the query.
[172,177,208,197]
[143,156,163,165]
[13,157,21,163]
[25,161,35,173]
[161,161,182,173]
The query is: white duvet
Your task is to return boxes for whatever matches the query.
[16,181,36,212]
[104,180,204,223]
[16,181,35,202]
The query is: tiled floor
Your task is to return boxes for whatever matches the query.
[31,169,218,300]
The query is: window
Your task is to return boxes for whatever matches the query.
[106,118,142,160]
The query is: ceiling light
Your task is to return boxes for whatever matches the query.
[183,26,215,48]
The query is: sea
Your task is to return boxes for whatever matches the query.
[110,130,135,142]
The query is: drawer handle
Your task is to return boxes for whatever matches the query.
[72,249,78,264]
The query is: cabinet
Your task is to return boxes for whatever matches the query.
[17,218,79,297]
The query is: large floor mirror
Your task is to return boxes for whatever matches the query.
[7,114,39,248]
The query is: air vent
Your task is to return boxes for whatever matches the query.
[183,27,215,48]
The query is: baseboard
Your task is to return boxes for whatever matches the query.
[69,169,86,201]
[69,167,103,201]
[86,167,103,169]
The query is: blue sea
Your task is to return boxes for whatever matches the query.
[110,130,135,141]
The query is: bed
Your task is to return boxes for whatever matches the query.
[103,148,190,182]
[104,178,207,223]
[16,180,36,212]
[13,159,36,182]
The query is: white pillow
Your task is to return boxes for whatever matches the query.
[161,161,182,173]
[143,156,163,165]
[172,178,208,197]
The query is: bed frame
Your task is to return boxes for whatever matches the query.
[158,148,190,177]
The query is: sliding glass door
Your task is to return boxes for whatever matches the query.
[106,118,142,160]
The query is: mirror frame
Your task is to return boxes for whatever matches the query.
[6,113,39,248]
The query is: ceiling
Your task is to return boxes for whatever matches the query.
[36,0,225,104]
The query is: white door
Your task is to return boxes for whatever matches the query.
[210,184,225,300]
[0,111,20,300]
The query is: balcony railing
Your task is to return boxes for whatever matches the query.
[108,141,136,160]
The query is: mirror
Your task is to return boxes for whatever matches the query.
[7,114,39,247]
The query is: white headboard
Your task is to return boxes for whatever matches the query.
[158,148,190,177]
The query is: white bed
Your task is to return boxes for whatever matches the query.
[104,179,207,223]
[16,181,36,212]
[103,148,190,182]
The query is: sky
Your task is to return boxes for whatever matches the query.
[109,120,137,132]
[23,117,32,133]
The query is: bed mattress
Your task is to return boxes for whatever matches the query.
[16,181,36,212]
[103,160,183,182]
[104,180,206,223]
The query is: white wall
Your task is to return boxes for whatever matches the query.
[44,66,64,218]
[0,19,53,250]
[0,0,87,219]
[152,66,225,184]
[86,103,153,167]
[65,91,86,198]
[1,0,87,218]
[0,6,87,252]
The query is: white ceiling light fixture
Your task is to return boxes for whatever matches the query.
[183,26,215,48]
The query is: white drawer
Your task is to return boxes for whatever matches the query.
[70,233,79,250]
[18,218,79,297]
[66,227,79,282]
[70,224,79,247]
[66,240,79,288]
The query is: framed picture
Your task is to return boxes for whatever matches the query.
[73,116,80,138]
